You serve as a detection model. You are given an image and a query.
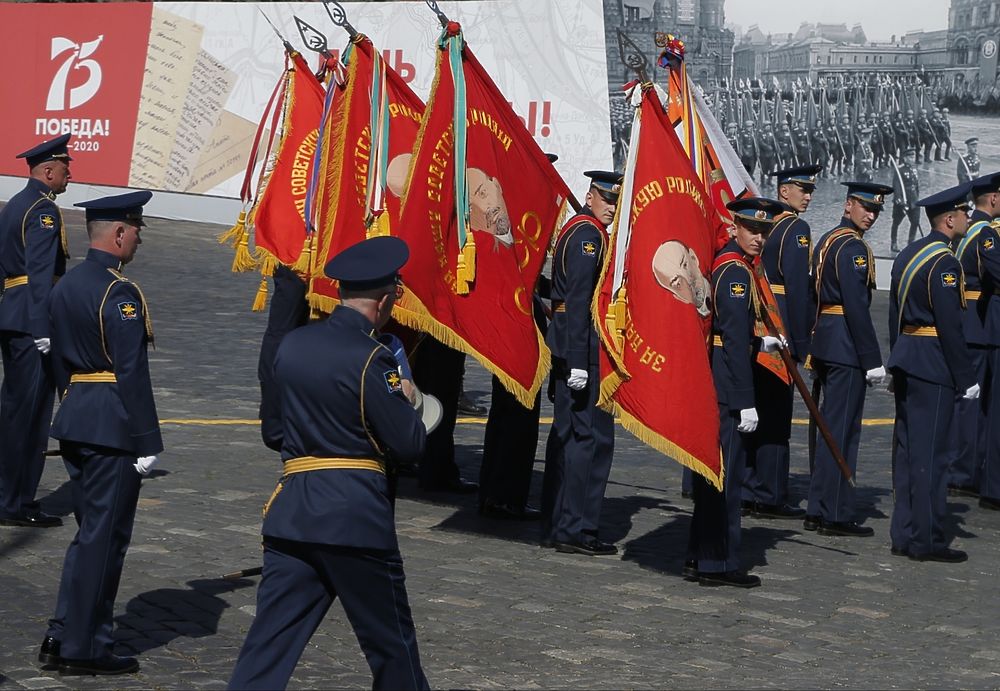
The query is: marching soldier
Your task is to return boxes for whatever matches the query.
[947,173,1000,497]
[827,118,844,176]
[758,124,779,187]
[793,120,811,167]
[744,165,822,519]
[725,121,740,156]
[739,120,757,178]
[838,115,855,174]
[891,148,921,252]
[776,122,795,170]
[958,137,981,185]
[916,109,935,164]
[855,127,875,183]
[229,236,430,690]
[894,112,911,163]
[686,197,786,588]
[811,120,830,177]
[904,110,921,163]
[806,182,894,537]
[938,107,953,160]
[880,112,898,163]
[888,183,978,562]
[0,134,73,529]
[41,192,160,675]
[929,108,946,161]
[541,171,620,555]
[868,114,885,170]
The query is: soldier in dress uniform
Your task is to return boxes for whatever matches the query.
[904,110,921,163]
[869,114,885,170]
[958,137,981,185]
[776,122,795,170]
[792,120,811,167]
[725,122,740,157]
[685,197,787,589]
[854,126,875,183]
[880,112,897,163]
[806,181,894,537]
[258,265,309,452]
[948,173,1000,497]
[739,120,757,178]
[758,124,779,188]
[838,115,855,174]
[540,170,620,556]
[39,191,160,676]
[894,112,911,163]
[811,120,830,177]
[938,108,953,161]
[888,183,979,563]
[970,176,1000,513]
[0,134,73,529]
[827,118,844,176]
[890,148,921,252]
[228,236,430,690]
[929,108,946,161]
[916,109,936,164]
[743,165,822,520]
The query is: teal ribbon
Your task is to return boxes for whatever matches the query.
[367,47,390,218]
[955,219,989,260]
[439,27,469,250]
[897,240,950,333]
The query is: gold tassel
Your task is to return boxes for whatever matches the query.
[290,235,314,275]
[455,233,477,295]
[258,252,279,278]
[252,277,269,312]
[366,212,391,238]
[218,210,248,247]
[231,231,259,273]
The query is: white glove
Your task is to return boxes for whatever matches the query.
[865,366,886,386]
[964,383,981,400]
[34,337,51,354]
[760,335,787,353]
[567,368,589,390]
[737,407,759,433]
[134,455,158,475]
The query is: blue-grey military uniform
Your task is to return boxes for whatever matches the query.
[541,187,616,551]
[948,180,997,493]
[746,166,818,510]
[887,186,976,559]
[972,185,1000,509]
[0,135,72,524]
[807,183,892,530]
[44,191,162,665]
[229,237,429,690]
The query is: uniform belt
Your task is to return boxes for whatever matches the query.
[283,456,385,476]
[552,301,566,313]
[966,289,982,300]
[901,325,938,337]
[770,284,786,295]
[819,304,844,315]
[69,371,117,383]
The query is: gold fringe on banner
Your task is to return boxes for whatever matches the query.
[289,234,315,275]
[251,277,269,312]
[392,290,549,409]
[616,406,724,491]
[455,233,477,295]
[256,250,279,278]
[218,209,248,247]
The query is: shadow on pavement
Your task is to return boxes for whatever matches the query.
[112,577,255,655]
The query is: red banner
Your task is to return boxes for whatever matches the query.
[597,85,724,488]
[250,52,326,269]
[307,36,425,314]
[394,25,569,407]
[0,3,152,184]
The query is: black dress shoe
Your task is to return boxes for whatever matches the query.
[38,636,61,668]
[480,499,541,521]
[58,655,139,676]
[979,496,1000,510]
[802,514,820,531]
[890,546,910,557]
[422,478,479,494]
[681,560,698,581]
[553,537,617,556]
[539,538,554,549]
[456,394,487,416]
[740,500,752,517]
[698,570,761,588]
[817,520,874,537]
[0,512,62,528]
[750,503,807,520]
[909,548,967,563]
[947,484,980,498]
[681,490,693,500]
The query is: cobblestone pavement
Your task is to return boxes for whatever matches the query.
[2,116,1000,690]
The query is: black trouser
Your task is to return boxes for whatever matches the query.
[891,204,921,247]
[412,337,465,487]
[480,375,540,508]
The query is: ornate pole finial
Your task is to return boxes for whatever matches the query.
[425,0,450,28]
[616,28,650,85]
[294,16,333,59]
[322,1,358,39]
